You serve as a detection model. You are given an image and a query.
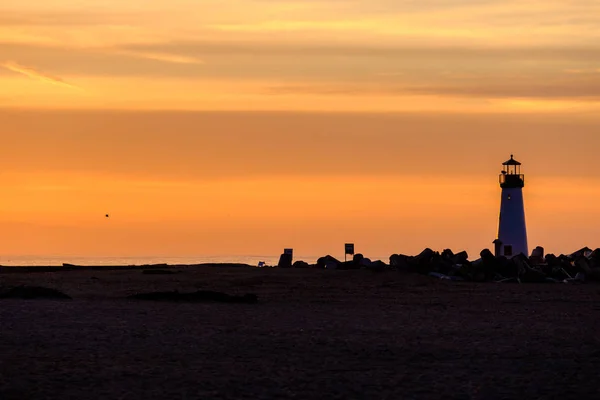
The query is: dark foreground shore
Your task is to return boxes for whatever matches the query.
[1,265,599,399]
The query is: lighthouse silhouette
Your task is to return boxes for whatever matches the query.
[494,154,528,258]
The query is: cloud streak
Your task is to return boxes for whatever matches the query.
[264,81,600,100]
[115,50,205,65]
[1,61,79,89]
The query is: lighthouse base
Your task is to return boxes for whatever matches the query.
[497,187,528,258]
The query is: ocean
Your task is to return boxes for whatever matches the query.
[0,254,390,267]
[0,255,283,267]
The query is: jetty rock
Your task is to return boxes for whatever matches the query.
[389,254,410,270]
[292,260,310,269]
[317,255,341,269]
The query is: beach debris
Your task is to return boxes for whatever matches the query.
[127,290,258,304]
[0,285,72,300]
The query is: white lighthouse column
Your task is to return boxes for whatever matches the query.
[496,155,528,258]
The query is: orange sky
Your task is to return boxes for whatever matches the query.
[1,1,600,259]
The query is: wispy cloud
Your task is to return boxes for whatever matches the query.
[264,81,600,100]
[115,50,205,65]
[564,68,600,74]
[1,61,79,89]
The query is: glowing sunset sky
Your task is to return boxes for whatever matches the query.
[1,0,599,259]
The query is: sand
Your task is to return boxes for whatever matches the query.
[1,266,599,399]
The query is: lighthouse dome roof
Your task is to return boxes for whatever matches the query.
[502,154,521,166]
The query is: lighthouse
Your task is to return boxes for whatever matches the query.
[494,155,528,258]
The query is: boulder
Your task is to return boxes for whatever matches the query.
[511,254,547,283]
[338,260,361,270]
[441,249,455,259]
[412,248,438,274]
[359,257,372,268]
[529,246,545,266]
[293,260,310,269]
[588,248,600,268]
[317,255,341,269]
[389,254,410,270]
[453,251,469,265]
[574,256,600,281]
[367,260,387,271]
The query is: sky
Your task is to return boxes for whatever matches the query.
[1,0,600,260]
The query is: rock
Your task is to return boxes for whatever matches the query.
[0,286,72,300]
[588,249,600,268]
[293,261,310,269]
[569,247,593,259]
[511,254,547,283]
[128,290,258,304]
[317,255,341,269]
[545,253,559,266]
[324,262,338,270]
[480,248,495,261]
[495,256,513,278]
[441,249,455,259]
[359,257,372,268]
[367,260,387,271]
[338,261,360,270]
[529,246,545,266]
[389,254,410,270]
[353,253,364,264]
[278,253,293,268]
[453,251,469,265]
[478,249,500,281]
[412,248,438,274]
[574,256,600,281]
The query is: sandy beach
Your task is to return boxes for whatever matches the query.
[1,265,599,399]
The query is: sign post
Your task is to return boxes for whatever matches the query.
[344,243,355,262]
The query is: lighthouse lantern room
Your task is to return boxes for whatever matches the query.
[495,154,528,258]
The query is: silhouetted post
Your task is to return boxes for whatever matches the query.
[344,243,354,263]
[278,248,293,268]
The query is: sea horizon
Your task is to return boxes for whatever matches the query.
[0,254,391,267]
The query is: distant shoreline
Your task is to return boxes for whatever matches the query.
[0,263,257,273]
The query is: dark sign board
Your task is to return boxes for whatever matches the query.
[345,243,355,255]
[284,248,293,256]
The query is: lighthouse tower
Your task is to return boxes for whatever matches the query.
[494,155,528,258]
